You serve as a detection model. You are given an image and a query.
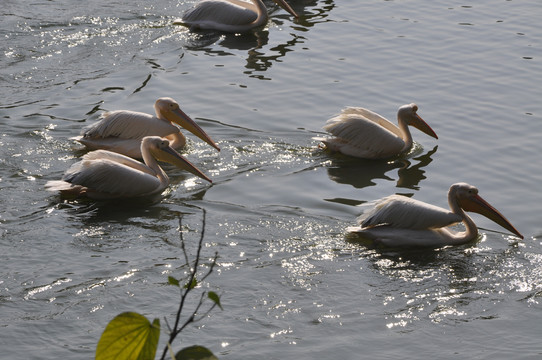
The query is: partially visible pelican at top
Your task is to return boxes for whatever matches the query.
[177,0,299,33]
[47,136,211,200]
[347,183,523,248]
[316,103,438,159]
[73,97,220,159]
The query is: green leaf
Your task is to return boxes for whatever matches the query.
[175,345,218,360]
[96,312,160,360]
[168,276,180,287]
[184,277,197,289]
[207,291,223,310]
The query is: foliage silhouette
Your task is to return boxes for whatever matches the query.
[96,207,221,360]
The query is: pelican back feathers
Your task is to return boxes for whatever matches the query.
[360,195,462,230]
[321,109,405,158]
[182,0,259,28]
[83,111,176,140]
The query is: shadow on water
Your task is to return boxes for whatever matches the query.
[183,30,266,51]
[181,0,337,77]
[347,234,488,289]
[49,187,209,223]
[355,237,476,260]
[345,230,527,300]
[351,238,542,323]
[183,29,302,79]
[323,145,438,190]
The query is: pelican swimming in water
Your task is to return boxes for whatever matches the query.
[316,103,438,159]
[347,183,523,248]
[73,97,220,159]
[178,0,299,33]
[47,136,211,200]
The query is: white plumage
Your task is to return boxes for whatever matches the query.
[73,97,220,159]
[360,195,462,230]
[178,0,298,33]
[184,0,258,27]
[84,110,168,139]
[348,183,523,248]
[317,103,438,159]
[47,136,211,200]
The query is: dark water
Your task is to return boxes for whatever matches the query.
[1,0,541,359]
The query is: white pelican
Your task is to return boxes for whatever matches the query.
[46,136,211,200]
[316,103,438,159]
[73,97,220,159]
[347,183,523,248]
[178,0,299,33]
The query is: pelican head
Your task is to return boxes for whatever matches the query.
[154,97,220,151]
[143,136,212,183]
[398,103,438,139]
[452,182,523,239]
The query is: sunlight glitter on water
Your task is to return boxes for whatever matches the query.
[112,269,138,283]
[74,226,106,239]
[503,253,542,294]
[2,1,541,359]
[24,278,72,301]
[207,139,315,178]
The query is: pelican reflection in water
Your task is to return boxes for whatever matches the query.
[73,97,220,159]
[47,136,211,200]
[324,145,438,190]
[178,0,299,33]
[316,103,438,159]
[348,183,523,248]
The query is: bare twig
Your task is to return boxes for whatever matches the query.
[159,206,217,360]
[178,213,190,266]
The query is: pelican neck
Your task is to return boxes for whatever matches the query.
[447,190,479,244]
[396,114,414,151]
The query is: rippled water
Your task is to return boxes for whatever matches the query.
[1,0,541,359]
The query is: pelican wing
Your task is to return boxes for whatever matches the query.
[322,111,405,158]
[73,136,144,159]
[81,150,154,175]
[183,0,258,26]
[360,195,462,230]
[63,153,161,198]
[83,111,177,140]
[339,107,402,137]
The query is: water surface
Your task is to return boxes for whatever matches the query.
[1,0,541,359]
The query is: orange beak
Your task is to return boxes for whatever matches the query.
[460,193,523,239]
[272,0,299,18]
[154,145,212,183]
[411,114,438,139]
[170,107,220,152]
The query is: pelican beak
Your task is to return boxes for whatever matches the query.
[170,108,220,152]
[155,146,212,183]
[460,193,523,239]
[411,114,438,139]
[272,0,299,18]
